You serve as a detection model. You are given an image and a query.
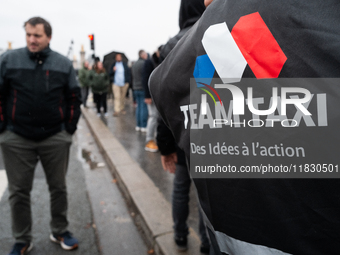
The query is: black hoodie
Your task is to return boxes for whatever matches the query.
[156,0,205,164]
[160,0,205,61]
[150,0,340,254]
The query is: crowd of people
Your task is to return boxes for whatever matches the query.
[78,50,161,153]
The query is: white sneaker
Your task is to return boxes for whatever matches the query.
[141,127,147,132]
[135,127,141,131]
[96,113,101,117]
[104,112,109,118]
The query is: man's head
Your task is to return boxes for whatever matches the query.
[84,61,89,68]
[116,54,122,62]
[139,50,148,60]
[24,17,52,53]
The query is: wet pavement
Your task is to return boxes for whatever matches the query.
[93,95,200,235]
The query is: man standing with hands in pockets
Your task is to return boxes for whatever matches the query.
[0,17,81,255]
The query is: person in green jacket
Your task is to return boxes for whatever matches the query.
[90,61,110,117]
[78,60,91,107]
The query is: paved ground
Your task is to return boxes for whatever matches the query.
[82,98,205,255]
[98,96,200,235]
[0,116,148,255]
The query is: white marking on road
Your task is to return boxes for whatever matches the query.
[0,169,8,200]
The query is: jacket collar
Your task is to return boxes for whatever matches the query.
[27,45,51,62]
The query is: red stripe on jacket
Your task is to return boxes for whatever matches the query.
[69,93,75,123]
[12,89,17,123]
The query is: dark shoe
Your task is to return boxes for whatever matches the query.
[8,242,33,255]
[174,236,187,252]
[50,231,78,250]
[200,245,210,254]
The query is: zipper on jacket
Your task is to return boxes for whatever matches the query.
[59,96,64,120]
[69,92,75,123]
[12,89,17,123]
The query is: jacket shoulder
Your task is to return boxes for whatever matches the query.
[49,50,72,66]
[47,50,73,73]
[0,48,31,69]
[3,47,27,57]
[160,27,190,60]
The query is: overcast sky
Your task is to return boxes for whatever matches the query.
[0,0,181,63]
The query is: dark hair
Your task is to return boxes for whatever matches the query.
[138,50,145,58]
[94,61,106,74]
[24,17,52,37]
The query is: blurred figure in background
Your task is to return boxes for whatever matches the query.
[143,47,162,152]
[78,60,91,107]
[91,61,110,117]
[131,50,148,132]
[110,54,131,117]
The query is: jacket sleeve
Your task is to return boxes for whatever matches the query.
[78,68,87,87]
[142,60,154,99]
[105,73,110,87]
[156,117,177,156]
[124,63,131,84]
[109,62,115,83]
[0,54,8,133]
[64,65,81,134]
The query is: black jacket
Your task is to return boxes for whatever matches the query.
[150,0,340,254]
[156,0,205,166]
[142,53,160,99]
[0,47,81,140]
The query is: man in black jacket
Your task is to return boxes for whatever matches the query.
[0,17,81,255]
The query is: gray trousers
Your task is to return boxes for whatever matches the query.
[0,130,72,243]
[146,102,159,143]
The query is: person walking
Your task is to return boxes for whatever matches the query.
[153,0,210,253]
[90,60,110,117]
[143,48,161,152]
[131,50,148,131]
[0,17,81,255]
[78,60,91,107]
[110,54,130,116]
